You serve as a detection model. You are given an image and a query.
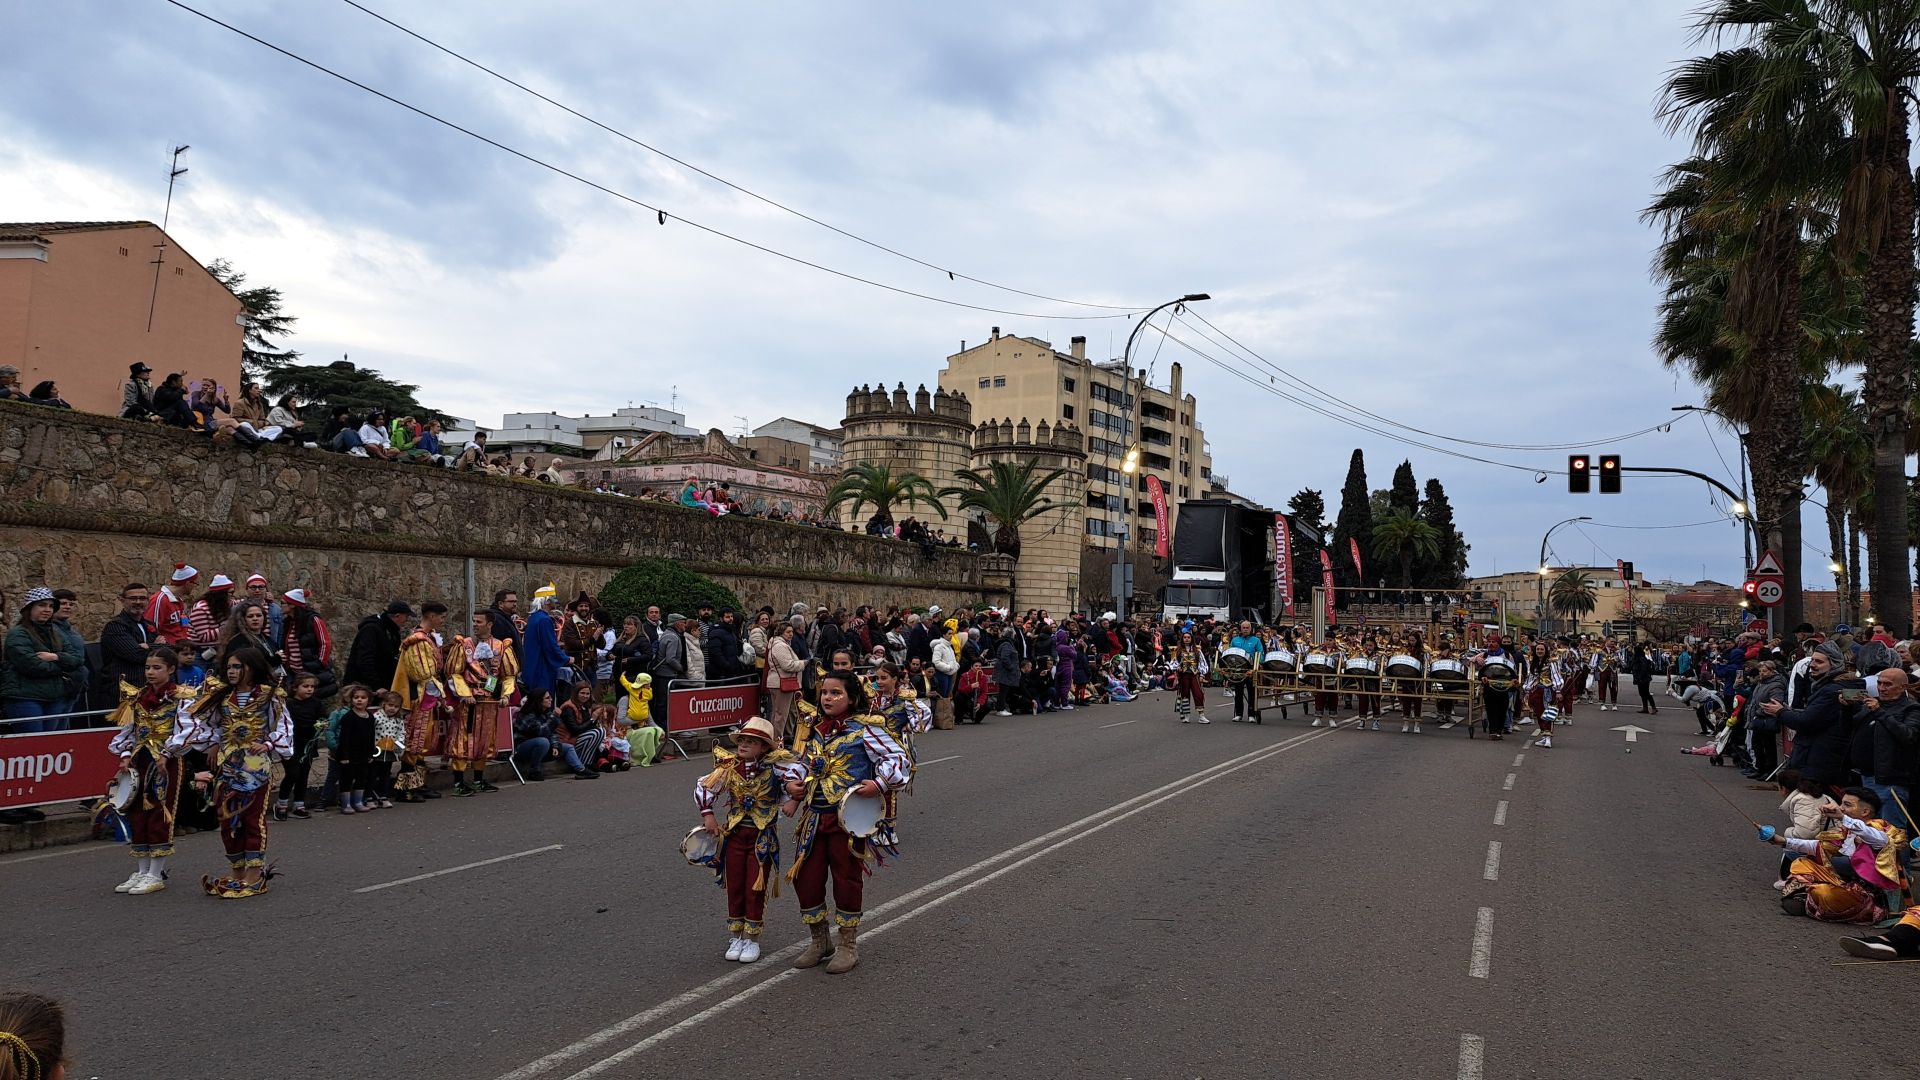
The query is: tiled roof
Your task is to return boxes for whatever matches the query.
[0,221,152,236]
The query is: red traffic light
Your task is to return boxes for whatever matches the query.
[1571,456,1588,471]
[1742,579,1759,597]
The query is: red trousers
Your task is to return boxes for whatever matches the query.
[723,826,768,930]
[127,754,182,857]
[793,813,865,926]
[1175,672,1205,707]
[215,784,270,869]
[1595,672,1618,703]
[1525,686,1546,718]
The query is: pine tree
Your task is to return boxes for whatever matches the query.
[1418,478,1468,588]
[206,259,301,377]
[1330,449,1373,597]
[1285,488,1327,609]
[263,358,444,425]
[1390,460,1419,516]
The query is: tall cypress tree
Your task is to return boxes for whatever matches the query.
[1390,460,1420,516]
[1418,478,1467,587]
[1286,487,1327,609]
[1330,449,1373,596]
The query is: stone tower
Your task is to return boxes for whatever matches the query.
[838,382,976,529]
[970,417,1088,613]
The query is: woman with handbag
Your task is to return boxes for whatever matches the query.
[764,622,806,744]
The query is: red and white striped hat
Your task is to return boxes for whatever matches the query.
[170,563,199,583]
[246,573,268,587]
[207,574,236,592]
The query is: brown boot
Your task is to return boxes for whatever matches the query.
[791,921,835,969]
[825,925,860,974]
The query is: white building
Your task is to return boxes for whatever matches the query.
[751,417,842,470]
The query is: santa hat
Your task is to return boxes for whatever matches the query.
[246,573,268,587]
[207,574,236,592]
[282,588,310,607]
[170,563,199,584]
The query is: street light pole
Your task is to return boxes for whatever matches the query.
[1673,405,1753,568]
[1115,292,1209,619]
[1537,515,1592,636]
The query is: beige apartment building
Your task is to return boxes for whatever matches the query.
[939,329,1212,554]
[1470,566,1648,635]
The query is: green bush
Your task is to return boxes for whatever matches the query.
[598,558,741,623]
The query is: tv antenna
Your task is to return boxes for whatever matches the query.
[147,143,190,332]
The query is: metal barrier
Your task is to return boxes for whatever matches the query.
[662,675,762,760]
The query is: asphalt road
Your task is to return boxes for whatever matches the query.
[2,692,1906,1079]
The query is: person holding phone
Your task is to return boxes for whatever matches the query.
[1760,641,1852,787]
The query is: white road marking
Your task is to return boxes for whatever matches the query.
[1469,907,1494,978]
[1458,1034,1486,1080]
[1501,773,1516,791]
[354,844,564,894]
[0,842,117,866]
[1482,841,1501,881]
[1098,720,1138,729]
[917,755,962,766]
[1512,753,1525,767]
[505,727,1342,1080]
[1493,801,1508,827]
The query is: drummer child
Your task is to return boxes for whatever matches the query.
[694,717,801,964]
[1431,639,1459,728]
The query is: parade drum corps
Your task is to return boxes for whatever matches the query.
[1216,647,1254,683]
[1385,652,1423,680]
[1428,656,1468,691]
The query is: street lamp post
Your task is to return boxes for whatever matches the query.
[1672,405,1753,569]
[1114,292,1210,619]
[1537,515,1592,636]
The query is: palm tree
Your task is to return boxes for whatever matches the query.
[941,460,1069,559]
[821,462,946,530]
[1686,0,1920,634]
[1805,382,1869,623]
[1549,570,1600,635]
[1369,509,1440,588]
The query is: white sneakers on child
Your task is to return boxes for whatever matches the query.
[1196,712,1210,725]
[737,938,761,963]
[115,869,145,893]
[1401,721,1411,734]
[128,874,166,894]
[725,936,745,961]
[1538,735,1553,749]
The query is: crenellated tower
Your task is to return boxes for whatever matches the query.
[970,418,1088,613]
[838,383,976,529]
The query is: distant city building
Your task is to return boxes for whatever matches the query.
[490,405,696,459]
[1468,566,1648,634]
[750,417,842,470]
[562,428,826,516]
[0,220,243,415]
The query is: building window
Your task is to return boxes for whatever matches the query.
[1086,518,1115,538]
[1063,377,1076,393]
[1178,485,1189,499]
[1179,437,1190,454]
[978,377,991,389]
[993,376,1007,387]
[1062,404,1075,421]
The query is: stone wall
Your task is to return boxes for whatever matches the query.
[0,402,1011,633]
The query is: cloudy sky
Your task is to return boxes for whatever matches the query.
[4,0,1830,589]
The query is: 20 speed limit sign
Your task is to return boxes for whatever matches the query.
[1753,579,1785,607]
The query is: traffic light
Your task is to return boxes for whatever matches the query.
[1599,454,1621,493]
[1621,560,1634,581]
[1742,579,1759,601]
[1569,454,1590,494]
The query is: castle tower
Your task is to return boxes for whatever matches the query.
[837,383,975,530]
[970,418,1088,613]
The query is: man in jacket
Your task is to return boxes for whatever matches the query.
[99,582,156,689]
[485,589,524,661]
[121,362,155,419]
[648,614,688,729]
[345,600,413,689]
[1761,642,1852,787]
[243,573,285,647]
[1744,658,1789,779]
[48,590,90,724]
[520,593,569,699]
[1861,666,1920,834]
[705,610,744,682]
[905,613,933,668]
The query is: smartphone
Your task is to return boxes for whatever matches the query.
[1840,688,1867,705]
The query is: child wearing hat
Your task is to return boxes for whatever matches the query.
[692,717,801,963]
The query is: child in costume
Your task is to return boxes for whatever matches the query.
[172,646,291,898]
[693,716,801,963]
[108,644,192,895]
[1768,787,1909,923]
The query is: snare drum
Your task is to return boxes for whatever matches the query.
[1428,658,1467,683]
[1385,653,1423,679]
[839,789,886,839]
[1217,647,1254,683]
[1343,656,1378,675]
[1261,649,1298,674]
[1302,652,1335,674]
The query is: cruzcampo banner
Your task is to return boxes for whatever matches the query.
[1349,537,1364,582]
[1274,514,1294,617]
[1146,475,1170,559]
[1318,549,1336,625]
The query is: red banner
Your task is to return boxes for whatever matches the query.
[1,727,120,811]
[1274,514,1295,617]
[667,682,762,734]
[1318,550,1336,627]
[1146,476,1170,559]
[1349,537,1365,582]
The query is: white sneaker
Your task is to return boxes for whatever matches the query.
[128,874,166,895]
[1413,723,1422,734]
[1311,717,1324,727]
[995,710,1012,717]
[1196,712,1210,724]
[1371,720,1381,731]
[115,869,145,893]
[1538,736,1552,749]
[725,935,745,961]
[737,938,761,963]
[1401,721,1410,733]
[1180,716,1191,724]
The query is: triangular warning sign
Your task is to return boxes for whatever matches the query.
[1752,550,1784,577]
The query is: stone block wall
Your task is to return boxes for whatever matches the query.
[0,402,1011,633]
[971,418,1087,614]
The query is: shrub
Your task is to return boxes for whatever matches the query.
[598,558,741,623]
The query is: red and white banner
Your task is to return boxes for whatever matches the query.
[1,727,120,811]
[1349,537,1365,582]
[1146,475,1170,560]
[1274,514,1295,617]
[1318,550,1337,626]
[667,682,762,734]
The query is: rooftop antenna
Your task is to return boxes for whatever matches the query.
[671,384,678,412]
[147,143,190,332]
[734,415,749,438]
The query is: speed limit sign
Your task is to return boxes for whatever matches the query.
[1754,579,1785,608]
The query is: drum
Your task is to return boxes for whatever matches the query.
[680,826,719,867]
[1428,658,1468,684]
[1302,652,1335,674]
[1217,647,1254,683]
[1343,656,1377,675]
[106,768,138,813]
[1481,658,1515,681]
[1261,649,1297,674]
[839,789,886,839]
[1385,653,1423,679]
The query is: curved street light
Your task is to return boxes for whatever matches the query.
[1537,515,1592,636]
[1112,293,1209,618]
